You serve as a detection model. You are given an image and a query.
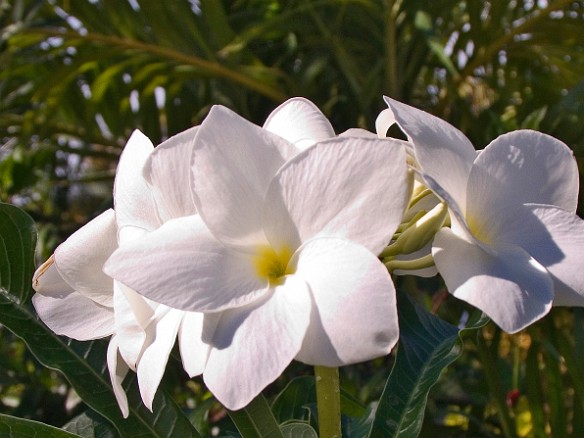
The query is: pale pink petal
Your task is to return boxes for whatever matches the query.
[263,97,335,149]
[137,307,182,411]
[191,105,297,249]
[499,204,584,306]
[143,126,199,222]
[179,312,212,377]
[383,97,476,211]
[107,335,130,418]
[204,276,311,410]
[433,228,553,333]
[51,209,117,307]
[468,131,579,216]
[263,137,411,255]
[114,130,159,233]
[292,237,398,366]
[32,292,114,340]
[104,215,267,312]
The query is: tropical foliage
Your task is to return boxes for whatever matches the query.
[1,0,584,436]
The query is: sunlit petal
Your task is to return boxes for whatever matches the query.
[204,276,311,410]
[263,137,411,255]
[32,292,114,340]
[114,130,159,233]
[104,215,266,312]
[143,126,199,222]
[179,311,212,377]
[293,237,398,365]
[191,105,297,249]
[383,96,476,211]
[433,228,553,333]
[107,335,130,418]
[263,97,335,149]
[51,209,117,307]
[469,131,579,216]
[137,307,182,411]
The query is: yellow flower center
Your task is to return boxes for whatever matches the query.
[253,245,294,285]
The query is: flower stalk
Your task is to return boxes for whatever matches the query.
[315,366,342,438]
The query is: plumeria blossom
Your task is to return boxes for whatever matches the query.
[378,96,584,333]
[32,97,339,414]
[104,103,412,409]
[32,129,210,416]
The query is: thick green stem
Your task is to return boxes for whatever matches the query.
[314,366,342,438]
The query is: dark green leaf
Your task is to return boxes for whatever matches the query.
[62,410,118,438]
[0,203,37,303]
[367,291,488,438]
[0,413,81,438]
[228,394,284,438]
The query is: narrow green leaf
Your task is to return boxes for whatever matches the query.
[367,291,488,438]
[0,203,37,303]
[0,413,81,438]
[228,394,284,438]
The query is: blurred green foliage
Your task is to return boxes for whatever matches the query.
[1,0,584,436]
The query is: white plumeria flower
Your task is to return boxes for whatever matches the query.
[104,104,411,410]
[379,96,584,333]
[32,97,338,414]
[33,129,209,416]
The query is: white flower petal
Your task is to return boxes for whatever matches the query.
[469,131,579,215]
[204,276,311,410]
[375,108,397,138]
[338,128,377,138]
[104,215,266,312]
[191,105,297,248]
[499,204,584,306]
[32,292,114,340]
[137,307,182,411]
[383,97,476,210]
[107,335,130,418]
[263,137,411,255]
[179,311,212,377]
[143,126,199,222]
[113,282,152,369]
[32,256,74,297]
[433,228,553,333]
[114,130,159,234]
[51,209,117,307]
[263,97,335,149]
[292,237,398,366]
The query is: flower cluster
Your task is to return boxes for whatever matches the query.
[32,96,584,414]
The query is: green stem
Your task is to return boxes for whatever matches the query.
[314,366,342,438]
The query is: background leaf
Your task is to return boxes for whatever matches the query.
[367,290,489,437]
[0,413,81,438]
[0,203,36,303]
